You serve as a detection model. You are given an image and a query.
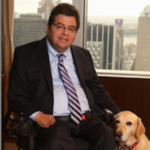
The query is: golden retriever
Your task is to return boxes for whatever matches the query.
[113,111,150,150]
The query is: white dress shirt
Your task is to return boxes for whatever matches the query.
[30,38,90,121]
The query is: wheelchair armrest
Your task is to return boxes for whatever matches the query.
[9,114,33,137]
[102,108,113,114]
[9,114,34,150]
[100,107,114,125]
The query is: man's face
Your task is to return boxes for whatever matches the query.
[46,14,77,53]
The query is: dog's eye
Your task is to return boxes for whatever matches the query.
[116,120,120,124]
[126,122,132,126]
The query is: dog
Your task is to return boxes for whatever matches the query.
[113,111,150,150]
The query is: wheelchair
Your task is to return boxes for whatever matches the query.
[3,108,113,150]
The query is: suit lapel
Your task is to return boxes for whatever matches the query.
[36,40,87,99]
[36,37,53,98]
[71,45,86,91]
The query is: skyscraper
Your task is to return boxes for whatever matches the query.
[13,14,47,48]
[38,0,61,19]
[86,23,124,70]
[135,5,150,71]
[86,41,104,69]
[14,0,64,48]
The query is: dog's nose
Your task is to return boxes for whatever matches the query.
[116,131,123,138]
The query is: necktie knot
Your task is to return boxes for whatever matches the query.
[57,54,64,62]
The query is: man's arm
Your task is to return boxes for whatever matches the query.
[8,48,56,127]
[7,48,37,118]
[30,112,55,128]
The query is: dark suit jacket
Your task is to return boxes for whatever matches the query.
[7,37,120,120]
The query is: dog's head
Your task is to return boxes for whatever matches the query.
[113,111,145,146]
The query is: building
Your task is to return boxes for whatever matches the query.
[14,12,20,18]
[124,43,137,70]
[20,13,43,19]
[140,5,150,17]
[13,14,47,48]
[86,23,124,70]
[135,5,150,71]
[38,0,61,19]
[86,42,104,69]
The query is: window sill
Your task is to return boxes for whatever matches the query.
[96,69,150,79]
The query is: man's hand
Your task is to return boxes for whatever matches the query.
[35,112,56,128]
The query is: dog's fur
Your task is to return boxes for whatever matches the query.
[113,111,150,150]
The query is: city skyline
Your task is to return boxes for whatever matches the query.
[13,0,150,72]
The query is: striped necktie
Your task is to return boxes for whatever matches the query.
[57,54,82,124]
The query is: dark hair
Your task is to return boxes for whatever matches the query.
[48,3,80,31]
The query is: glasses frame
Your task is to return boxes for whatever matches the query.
[52,22,77,33]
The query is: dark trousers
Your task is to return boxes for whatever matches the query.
[34,116,116,150]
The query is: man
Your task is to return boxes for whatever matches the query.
[7,3,120,150]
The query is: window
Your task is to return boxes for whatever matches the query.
[14,0,72,49]
[85,0,150,77]
[13,0,150,78]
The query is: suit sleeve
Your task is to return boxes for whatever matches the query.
[87,51,120,115]
[7,48,38,118]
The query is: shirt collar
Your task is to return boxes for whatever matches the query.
[46,38,70,59]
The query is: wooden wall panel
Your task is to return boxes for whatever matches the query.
[99,76,150,133]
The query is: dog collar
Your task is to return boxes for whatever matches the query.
[118,140,139,150]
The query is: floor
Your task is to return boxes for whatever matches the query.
[2,130,150,150]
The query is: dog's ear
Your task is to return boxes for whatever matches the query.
[136,118,145,139]
[112,115,116,124]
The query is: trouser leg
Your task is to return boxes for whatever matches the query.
[34,122,77,150]
[79,116,116,150]
[34,116,116,150]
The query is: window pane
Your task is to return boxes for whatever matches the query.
[14,0,72,48]
[86,0,150,72]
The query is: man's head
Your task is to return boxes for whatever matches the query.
[48,3,80,31]
[46,3,80,53]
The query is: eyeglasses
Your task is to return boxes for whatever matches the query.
[52,23,77,33]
